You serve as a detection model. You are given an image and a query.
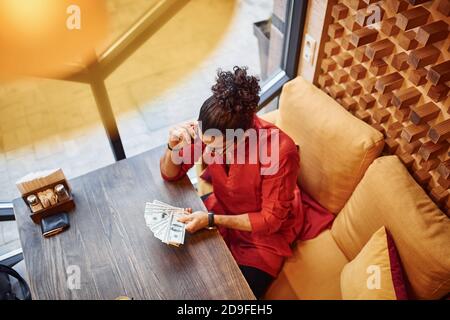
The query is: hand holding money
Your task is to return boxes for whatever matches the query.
[177,211,208,233]
[144,200,192,247]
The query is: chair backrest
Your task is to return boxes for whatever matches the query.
[0,202,15,222]
[332,156,450,299]
[275,76,384,213]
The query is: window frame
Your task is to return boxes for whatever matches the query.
[258,0,308,109]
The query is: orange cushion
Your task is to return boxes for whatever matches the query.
[340,227,408,300]
[265,230,348,300]
[258,110,278,124]
[332,156,450,299]
[277,76,384,213]
[195,163,213,197]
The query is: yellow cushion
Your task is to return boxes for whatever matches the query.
[195,163,213,197]
[332,156,450,299]
[258,109,279,124]
[277,77,384,213]
[340,227,407,300]
[265,230,348,300]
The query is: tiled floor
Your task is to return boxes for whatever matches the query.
[0,0,274,257]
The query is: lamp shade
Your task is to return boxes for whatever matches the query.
[0,0,109,79]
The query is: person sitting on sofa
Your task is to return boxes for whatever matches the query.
[160,66,334,298]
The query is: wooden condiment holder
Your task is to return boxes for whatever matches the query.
[21,179,75,224]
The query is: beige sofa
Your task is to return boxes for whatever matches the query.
[196,77,450,300]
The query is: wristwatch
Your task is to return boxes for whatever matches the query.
[207,212,216,230]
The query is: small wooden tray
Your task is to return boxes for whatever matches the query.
[21,179,75,224]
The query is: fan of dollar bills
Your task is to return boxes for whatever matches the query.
[144,200,188,247]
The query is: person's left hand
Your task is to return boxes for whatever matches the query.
[177,211,208,233]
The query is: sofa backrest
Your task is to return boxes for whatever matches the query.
[276,76,384,214]
[332,156,450,299]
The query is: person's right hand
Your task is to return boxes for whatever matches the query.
[168,121,198,150]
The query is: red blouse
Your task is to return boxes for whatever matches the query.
[161,116,334,277]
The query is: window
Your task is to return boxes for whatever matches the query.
[0,0,307,198]
[258,0,308,109]
[103,0,308,158]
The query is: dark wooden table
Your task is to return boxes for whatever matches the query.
[13,145,255,300]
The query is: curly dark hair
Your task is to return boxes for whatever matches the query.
[198,66,260,134]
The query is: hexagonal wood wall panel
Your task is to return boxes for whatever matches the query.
[317,0,450,215]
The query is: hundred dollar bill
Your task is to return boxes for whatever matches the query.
[163,213,186,246]
[144,200,187,246]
